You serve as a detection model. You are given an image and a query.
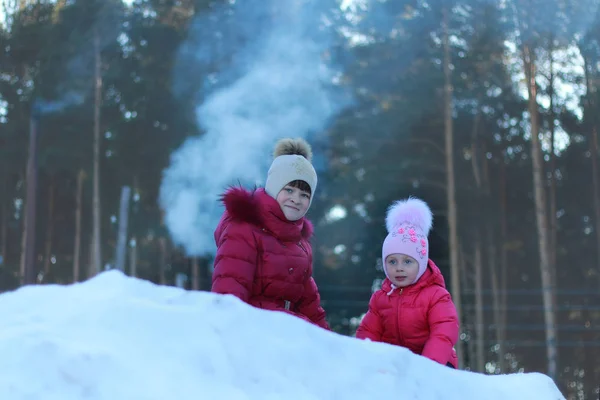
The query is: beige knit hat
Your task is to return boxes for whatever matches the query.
[265,138,317,205]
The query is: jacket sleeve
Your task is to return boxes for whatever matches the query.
[296,270,330,330]
[211,221,257,303]
[421,288,459,365]
[355,293,383,341]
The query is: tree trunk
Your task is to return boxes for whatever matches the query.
[42,175,55,281]
[91,26,103,277]
[498,156,508,370]
[158,237,167,285]
[442,7,464,368]
[591,126,600,286]
[0,171,8,266]
[129,237,137,278]
[88,233,94,278]
[473,238,485,373]
[19,203,26,282]
[546,43,559,327]
[191,257,200,290]
[486,225,503,373]
[582,54,600,285]
[522,43,557,380]
[73,169,84,283]
[483,145,505,374]
[114,186,131,272]
[23,112,39,285]
[579,53,600,397]
[469,103,485,373]
[471,112,505,373]
[482,144,506,374]
[547,43,558,283]
[458,246,474,370]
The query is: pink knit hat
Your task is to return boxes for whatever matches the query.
[381,197,433,285]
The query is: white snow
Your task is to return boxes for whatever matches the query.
[0,270,565,400]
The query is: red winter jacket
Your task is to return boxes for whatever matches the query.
[355,259,459,368]
[211,186,329,330]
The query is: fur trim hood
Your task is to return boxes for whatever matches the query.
[219,186,314,240]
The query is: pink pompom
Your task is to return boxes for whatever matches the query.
[385,197,433,235]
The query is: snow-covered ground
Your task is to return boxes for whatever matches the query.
[0,271,565,400]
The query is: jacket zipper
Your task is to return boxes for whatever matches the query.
[397,288,404,345]
[297,241,307,254]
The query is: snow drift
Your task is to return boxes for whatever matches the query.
[0,271,564,400]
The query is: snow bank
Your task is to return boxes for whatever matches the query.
[0,271,564,400]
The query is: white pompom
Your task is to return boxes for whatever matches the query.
[385,197,433,234]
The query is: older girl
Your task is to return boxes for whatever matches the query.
[211,138,329,330]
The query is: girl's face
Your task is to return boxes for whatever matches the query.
[276,184,311,221]
[385,253,419,287]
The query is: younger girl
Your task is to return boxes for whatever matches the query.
[356,197,459,368]
[211,137,329,330]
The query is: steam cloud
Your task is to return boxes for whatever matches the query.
[160,0,352,257]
